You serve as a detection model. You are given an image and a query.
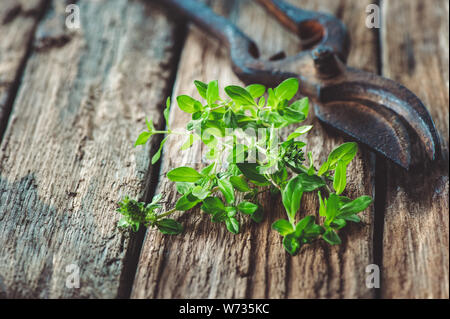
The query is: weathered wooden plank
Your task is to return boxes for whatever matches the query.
[380,0,449,298]
[0,0,47,137]
[0,0,181,298]
[132,0,377,298]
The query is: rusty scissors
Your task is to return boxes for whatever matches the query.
[155,0,440,169]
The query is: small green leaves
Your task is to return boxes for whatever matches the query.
[177,95,202,113]
[339,195,373,216]
[225,85,256,106]
[194,80,208,99]
[236,163,268,183]
[333,160,347,195]
[282,176,304,222]
[135,131,152,146]
[230,176,251,192]
[272,219,294,236]
[275,78,299,102]
[175,193,200,211]
[225,217,240,234]
[122,79,374,256]
[201,197,226,214]
[167,167,203,182]
[283,233,301,255]
[246,84,266,99]
[116,195,183,235]
[223,109,238,128]
[151,136,168,164]
[206,80,219,106]
[328,142,358,166]
[319,142,358,176]
[218,178,235,204]
[157,219,183,235]
[237,201,258,215]
[323,229,341,245]
[287,125,313,141]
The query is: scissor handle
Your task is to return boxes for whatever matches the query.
[256,0,350,63]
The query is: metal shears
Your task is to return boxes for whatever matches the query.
[155,0,441,169]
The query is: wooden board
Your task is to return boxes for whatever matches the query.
[131,0,378,299]
[0,0,47,138]
[380,0,449,298]
[0,0,181,298]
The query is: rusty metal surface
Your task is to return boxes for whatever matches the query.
[156,0,441,169]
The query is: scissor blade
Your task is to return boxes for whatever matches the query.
[314,100,411,168]
[318,69,441,165]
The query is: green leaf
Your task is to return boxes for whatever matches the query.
[333,159,347,195]
[201,197,226,214]
[322,229,342,245]
[175,193,200,211]
[135,131,152,146]
[286,125,313,140]
[304,224,324,239]
[328,142,358,167]
[225,217,240,234]
[194,80,208,99]
[258,96,266,108]
[230,176,251,192]
[201,162,216,176]
[267,88,276,107]
[151,136,168,164]
[237,201,258,215]
[343,214,361,223]
[307,151,315,175]
[289,98,309,118]
[294,215,315,237]
[176,182,193,195]
[226,206,237,218]
[192,185,210,200]
[251,207,264,223]
[282,176,304,222]
[274,78,299,102]
[297,173,325,192]
[117,217,130,228]
[282,106,306,124]
[325,193,339,222]
[218,178,235,204]
[177,95,202,113]
[145,117,154,132]
[330,218,347,230]
[272,219,294,236]
[246,84,266,99]
[225,85,256,106]
[223,109,238,128]
[157,219,183,235]
[236,163,267,183]
[164,97,171,127]
[283,233,300,255]
[318,191,327,217]
[338,195,373,216]
[167,167,203,182]
[206,80,219,106]
[180,134,199,150]
[317,161,330,176]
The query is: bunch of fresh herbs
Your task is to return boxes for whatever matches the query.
[116,78,373,255]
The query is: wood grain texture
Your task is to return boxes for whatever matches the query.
[380,0,449,298]
[0,0,180,298]
[132,0,377,299]
[0,0,47,135]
